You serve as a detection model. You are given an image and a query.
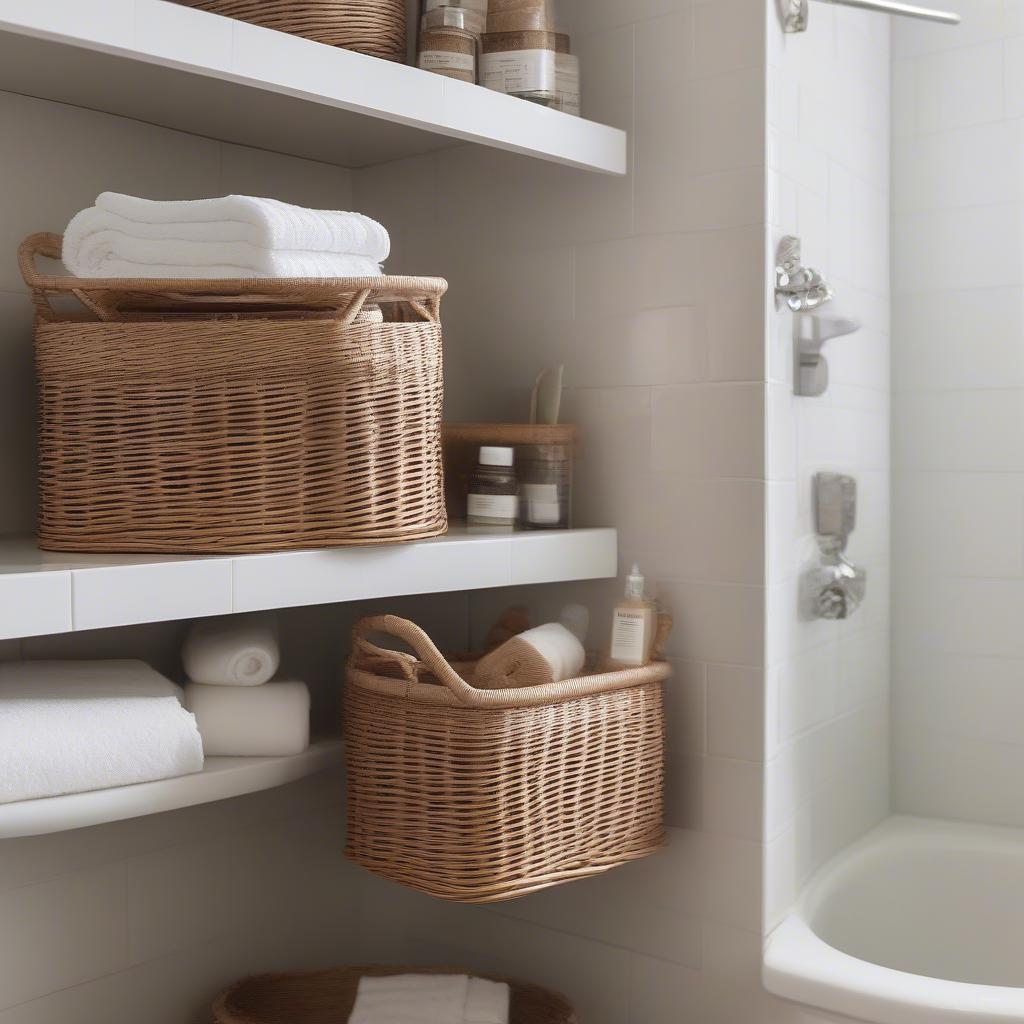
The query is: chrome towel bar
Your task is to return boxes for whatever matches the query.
[783,0,960,32]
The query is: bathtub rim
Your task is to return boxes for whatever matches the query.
[763,815,1024,1024]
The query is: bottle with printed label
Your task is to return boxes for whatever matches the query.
[467,446,519,528]
[608,563,657,668]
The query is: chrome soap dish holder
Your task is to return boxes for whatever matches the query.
[775,235,861,398]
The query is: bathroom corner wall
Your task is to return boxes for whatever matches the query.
[763,2,892,935]
[892,2,1024,827]
[352,2,777,1021]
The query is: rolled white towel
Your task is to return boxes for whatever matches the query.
[93,192,389,258]
[349,975,471,1024]
[473,621,586,690]
[184,681,310,757]
[0,660,204,804]
[182,612,280,687]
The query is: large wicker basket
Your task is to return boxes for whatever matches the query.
[213,965,578,1023]
[344,615,670,904]
[19,233,447,554]
[179,0,407,62]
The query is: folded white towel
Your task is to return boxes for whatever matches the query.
[62,193,391,279]
[97,192,390,259]
[184,681,310,757]
[64,218,382,278]
[0,660,204,804]
[349,975,472,1024]
[182,612,280,687]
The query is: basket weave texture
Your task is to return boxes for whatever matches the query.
[344,615,670,904]
[213,965,578,1024]
[19,233,448,554]
[179,0,407,62]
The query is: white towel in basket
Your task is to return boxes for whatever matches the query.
[348,974,510,1024]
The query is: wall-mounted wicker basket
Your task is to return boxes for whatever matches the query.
[178,0,407,63]
[213,965,578,1024]
[344,614,670,904]
[19,233,447,554]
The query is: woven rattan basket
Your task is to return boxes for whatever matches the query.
[344,615,670,904]
[213,965,578,1024]
[19,233,447,554]
[179,0,407,62]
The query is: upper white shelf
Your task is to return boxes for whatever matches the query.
[0,0,627,174]
[0,526,618,640]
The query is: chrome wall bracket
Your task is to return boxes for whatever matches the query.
[783,0,960,33]
[794,311,861,397]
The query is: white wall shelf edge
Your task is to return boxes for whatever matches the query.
[0,526,618,639]
[0,0,627,174]
[0,738,345,839]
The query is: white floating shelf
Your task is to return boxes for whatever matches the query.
[0,526,618,640]
[0,739,344,839]
[0,0,627,174]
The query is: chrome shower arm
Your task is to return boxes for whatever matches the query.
[783,0,960,32]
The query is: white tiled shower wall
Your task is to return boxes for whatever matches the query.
[763,2,892,933]
[893,0,1024,826]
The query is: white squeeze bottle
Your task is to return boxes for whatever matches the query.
[609,563,657,667]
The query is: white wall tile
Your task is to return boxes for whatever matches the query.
[708,663,767,762]
[894,287,1024,391]
[703,756,764,839]
[0,862,128,1010]
[628,954,702,1024]
[915,41,1004,133]
[894,10,1024,829]
[652,384,764,480]
[126,838,231,965]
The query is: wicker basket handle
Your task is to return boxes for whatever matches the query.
[18,231,61,289]
[350,615,674,708]
[352,615,487,706]
[18,232,448,322]
[18,232,114,321]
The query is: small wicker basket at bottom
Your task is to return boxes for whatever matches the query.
[344,615,671,904]
[212,965,578,1024]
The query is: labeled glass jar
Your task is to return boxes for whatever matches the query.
[418,24,477,83]
[480,31,557,104]
[467,446,519,528]
[552,33,580,116]
[421,5,485,40]
[518,443,572,529]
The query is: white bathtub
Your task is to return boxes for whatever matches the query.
[764,816,1024,1024]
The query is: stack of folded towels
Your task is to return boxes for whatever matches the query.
[63,192,391,279]
[182,612,311,757]
[349,974,510,1024]
[0,660,204,804]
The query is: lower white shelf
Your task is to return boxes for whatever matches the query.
[0,738,344,839]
